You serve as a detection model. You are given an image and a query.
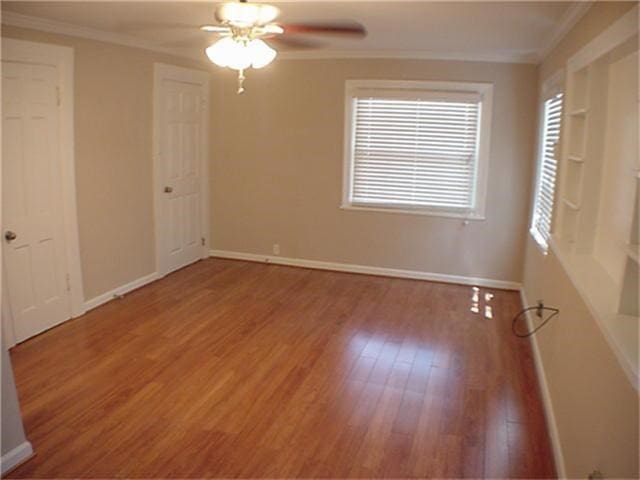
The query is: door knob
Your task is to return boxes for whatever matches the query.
[4,231,17,242]
[164,186,173,193]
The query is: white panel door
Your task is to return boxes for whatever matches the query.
[156,69,208,275]
[2,60,71,342]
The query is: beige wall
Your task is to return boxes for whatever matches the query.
[523,2,639,478]
[211,59,538,282]
[1,335,28,459]
[2,26,212,300]
[2,27,538,293]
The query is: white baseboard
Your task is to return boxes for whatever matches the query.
[83,272,160,312]
[519,288,566,478]
[209,249,521,291]
[1,441,33,475]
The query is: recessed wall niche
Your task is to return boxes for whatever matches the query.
[553,18,639,387]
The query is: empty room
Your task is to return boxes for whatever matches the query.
[0,0,638,478]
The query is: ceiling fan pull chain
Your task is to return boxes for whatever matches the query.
[237,69,246,94]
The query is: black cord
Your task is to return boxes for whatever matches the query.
[512,305,559,338]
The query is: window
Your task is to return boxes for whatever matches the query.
[531,88,563,250]
[343,80,493,219]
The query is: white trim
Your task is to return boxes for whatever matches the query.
[1,11,204,63]
[153,63,211,278]
[342,79,493,220]
[2,270,17,347]
[209,249,521,291]
[57,44,86,318]
[567,5,639,73]
[1,39,86,321]
[0,441,33,476]
[278,49,538,64]
[340,204,485,221]
[83,272,159,312]
[519,288,566,479]
[538,1,594,62]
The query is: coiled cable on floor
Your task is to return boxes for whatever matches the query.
[512,305,559,337]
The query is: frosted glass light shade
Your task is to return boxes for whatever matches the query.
[206,38,276,71]
[206,37,251,70]
[248,39,276,69]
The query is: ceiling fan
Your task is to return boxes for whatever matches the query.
[200,0,366,93]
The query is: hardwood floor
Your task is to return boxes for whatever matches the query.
[7,258,555,478]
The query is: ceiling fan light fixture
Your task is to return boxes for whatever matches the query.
[203,0,365,92]
[262,24,284,35]
[200,25,231,33]
[248,39,277,68]
[206,37,251,69]
[217,2,280,27]
[205,37,276,71]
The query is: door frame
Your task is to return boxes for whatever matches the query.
[2,39,85,346]
[152,63,210,277]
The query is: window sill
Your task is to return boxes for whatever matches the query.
[340,203,486,221]
[529,228,550,255]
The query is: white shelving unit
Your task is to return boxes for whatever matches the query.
[551,7,639,389]
[556,65,588,245]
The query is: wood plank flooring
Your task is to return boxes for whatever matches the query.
[7,258,555,478]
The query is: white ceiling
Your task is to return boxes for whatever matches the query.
[2,1,585,63]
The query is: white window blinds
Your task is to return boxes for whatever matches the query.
[349,95,481,212]
[531,92,563,248]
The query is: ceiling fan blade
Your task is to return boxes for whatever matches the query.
[268,36,323,50]
[281,21,366,37]
[200,25,231,33]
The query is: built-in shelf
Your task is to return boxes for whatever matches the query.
[567,115,587,159]
[570,66,590,113]
[570,108,589,116]
[562,198,581,210]
[553,8,639,391]
[563,160,584,207]
[619,257,639,319]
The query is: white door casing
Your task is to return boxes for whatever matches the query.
[2,39,84,345]
[153,64,210,277]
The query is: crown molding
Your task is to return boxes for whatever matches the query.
[1,11,206,63]
[2,10,541,65]
[537,1,594,62]
[278,49,538,64]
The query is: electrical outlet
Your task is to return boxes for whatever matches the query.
[273,243,280,256]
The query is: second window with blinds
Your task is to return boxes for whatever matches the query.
[342,80,493,219]
[530,73,564,252]
[530,91,563,251]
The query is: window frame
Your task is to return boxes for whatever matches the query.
[341,79,494,220]
[530,71,564,253]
